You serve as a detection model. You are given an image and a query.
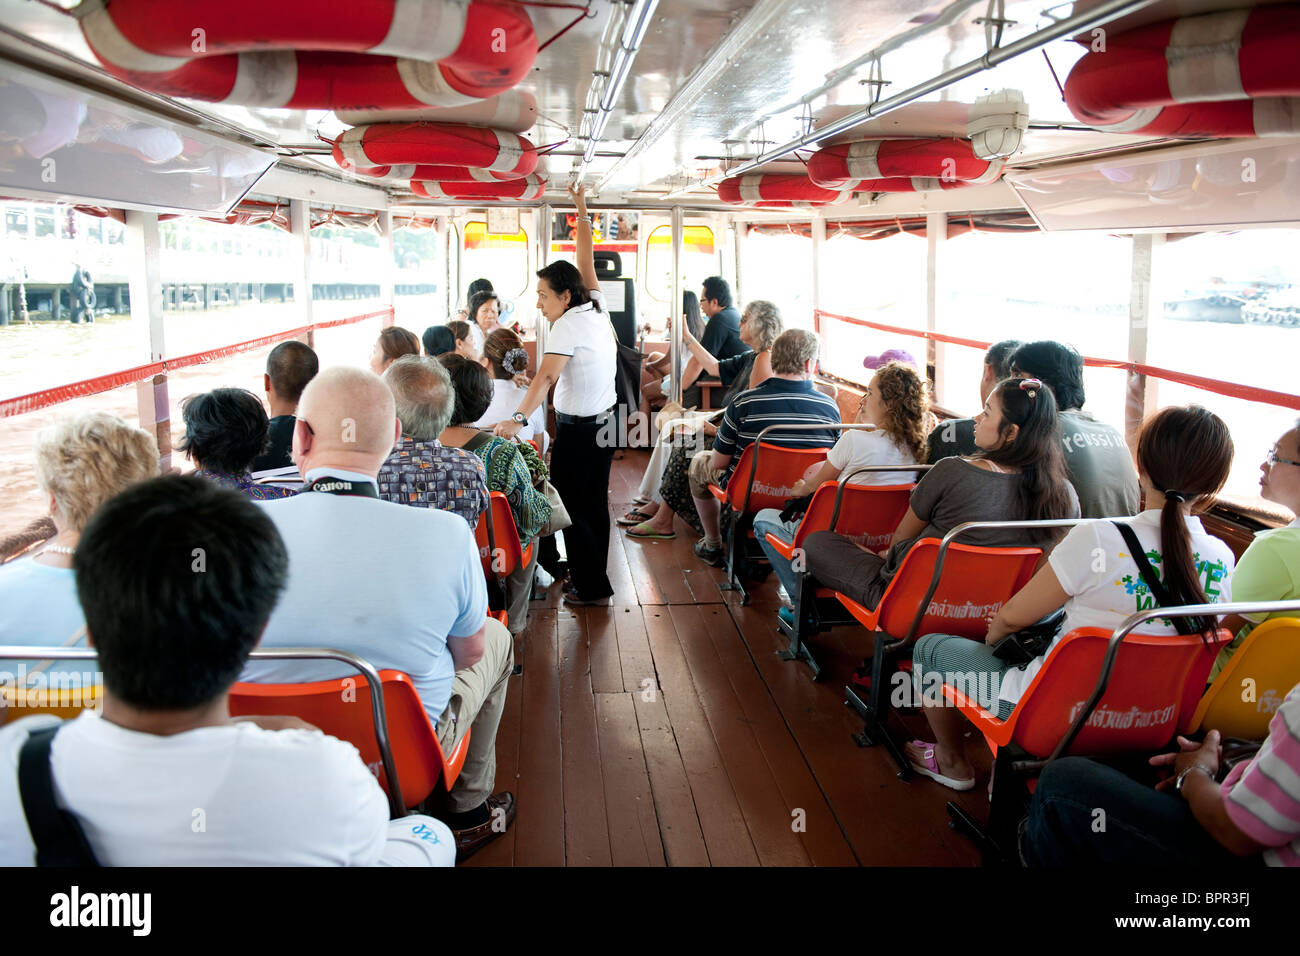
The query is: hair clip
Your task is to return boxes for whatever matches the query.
[503,347,529,376]
[1018,377,1042,399]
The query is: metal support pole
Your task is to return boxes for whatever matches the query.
[733,218,746,308]
[811,216,826,328]
[125,210,170,471]
[289,199,316,344]
[1125,232,1160,455]
[669,205,683,405]
[925,212,946,407]
[377,209,395,320]
[534,203,552,428]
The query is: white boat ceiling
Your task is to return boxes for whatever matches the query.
[0,0,1287,218]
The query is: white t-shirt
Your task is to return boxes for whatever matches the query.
[0,712,453,866]
[241,469,488,724]
[827,428,920,486]
[0,559,94,689]
[468,322,485,357]
[998,510,1235,706]
[545,289,617,417]
[474,377,548,452]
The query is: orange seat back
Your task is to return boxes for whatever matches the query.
[875,537,1041,640]
[228,669,467,810]
[724,442,829,515]
[474,491,525,579]
[1187,617,1300,739]
[1009,627,1230,758]
[792,481,913,553]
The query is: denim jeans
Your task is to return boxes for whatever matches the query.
[1022,757,1256,867]
[753,508,801,601]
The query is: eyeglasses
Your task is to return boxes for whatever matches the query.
[1266,447,1300,468]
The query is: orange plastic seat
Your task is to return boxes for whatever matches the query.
[229,668,470,818]
[708,440,829,602]
[769,477,914,679]
[940,623,1230,862]
[838,536,1041,774]
[474,490,534,617]
[1186,616,1300,739]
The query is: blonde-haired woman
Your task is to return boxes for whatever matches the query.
[0,413,159,682]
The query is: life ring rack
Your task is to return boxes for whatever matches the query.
[806,138,1005,190]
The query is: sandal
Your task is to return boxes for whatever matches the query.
[616,508,655,527]
[625,522,675,540]
[906,740,975,792]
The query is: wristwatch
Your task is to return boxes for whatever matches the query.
[1175,763,1214,794]
[511,412,528,425]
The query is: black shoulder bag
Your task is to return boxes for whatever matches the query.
[18,726,100,866]
[1111,520,1216,636]
[992,608,1067,668]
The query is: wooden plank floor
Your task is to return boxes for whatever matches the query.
[465,449,983,867]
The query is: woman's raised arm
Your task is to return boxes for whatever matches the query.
[570,183,600,294]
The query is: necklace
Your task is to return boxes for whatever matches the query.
[44,545,76,555]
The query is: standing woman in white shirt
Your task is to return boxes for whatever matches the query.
[494,185,617,605]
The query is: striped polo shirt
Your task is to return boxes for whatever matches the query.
[713,377,841,485]
[1221,681,1300,866]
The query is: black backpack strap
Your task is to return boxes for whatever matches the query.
[1112,521,1212,636]
[18,726,100,867]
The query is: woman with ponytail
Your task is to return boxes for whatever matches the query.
[475,327,548,454]
[903,404,1236,793]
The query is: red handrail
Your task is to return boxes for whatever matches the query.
[815,308,1300,411]
[1,307,394,419]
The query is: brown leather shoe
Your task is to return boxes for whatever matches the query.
[454,792,516,861]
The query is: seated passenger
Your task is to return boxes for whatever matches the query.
[423,324,457,358]
[1208,420,1300,681]
[377,355,489,529]
[474,328,548,453]
[0,474,454,866]
[905,405,1233,792]
[641,329,841,565]
[466,290,502,357]
[803,377,1080,614]
[242,367,515,858]
[680,276,747,408]
[250,340,318,481]
[1011,340,1139,518]
[440,354,551,636]
[622,300,781,535]
[179,389,296,500]
[754,360,927,620]
[926,338,1021,463]
[368,326,420,377]
[447,319,479,359]
[0,413,157,687]
[1022,683,1300,866]
[641,291,706,408]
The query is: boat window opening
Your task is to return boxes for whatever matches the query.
[639,223,716,327]
[818,230,927,384]
[462,221,531,322]
[738,228,813,331]
[550,211,641,328]
[935,230,1132,428]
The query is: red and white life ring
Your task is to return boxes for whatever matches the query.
[807,139,1004,189]
[351,163,521,182]
[716,174,852,206]
[1064,6,1300,137]
[77,0,536,108]
[333,89,537,133]
[333,123,537,176]
[411,175,547,200]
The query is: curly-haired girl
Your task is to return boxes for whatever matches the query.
[754,361,930,618]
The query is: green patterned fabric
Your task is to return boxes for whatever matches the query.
[471,435,552,545]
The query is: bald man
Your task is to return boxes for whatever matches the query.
[240,367,517,860]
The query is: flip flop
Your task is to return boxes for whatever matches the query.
[616,509,655,527]
[631,495,650,506]
[906,739,975,792]
[625,522,675,540]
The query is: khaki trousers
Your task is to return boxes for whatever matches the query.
[687,449,725,499]
[434,617,514,812]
